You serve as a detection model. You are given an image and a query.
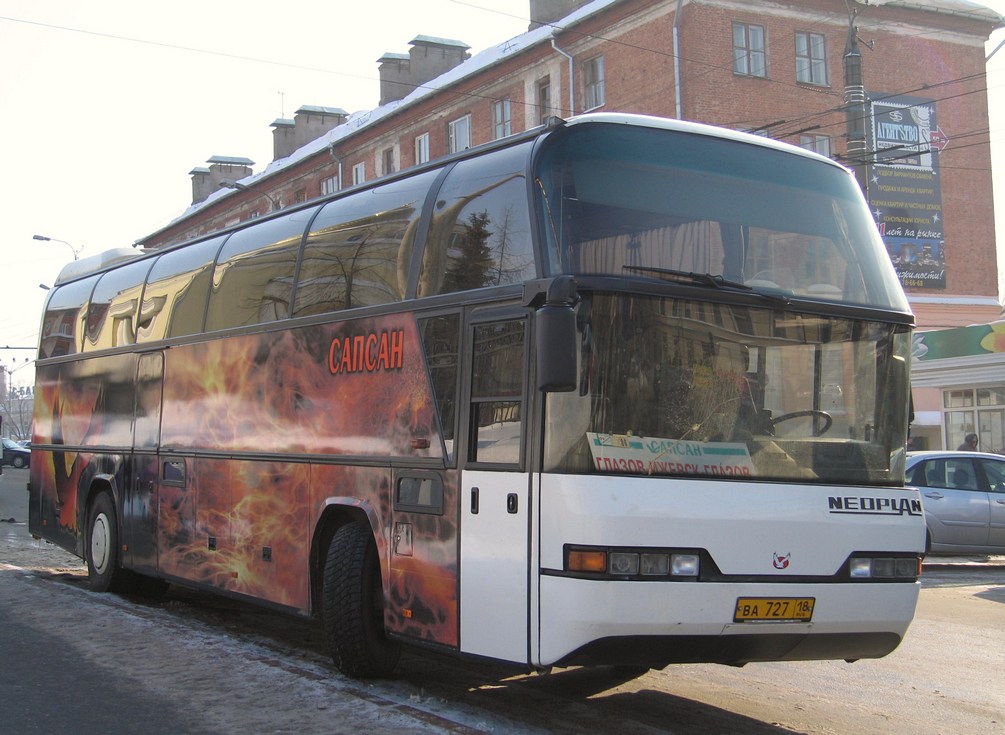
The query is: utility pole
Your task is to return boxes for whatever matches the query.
[844,9,869,196]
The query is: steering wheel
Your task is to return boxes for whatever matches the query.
[769,409,833,436]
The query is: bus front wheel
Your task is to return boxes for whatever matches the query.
[322,520,401,678]
[86,492,135,593]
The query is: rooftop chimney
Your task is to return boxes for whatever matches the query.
[190,155,255,204]
[378,36,471,106]
[529,0,592,30]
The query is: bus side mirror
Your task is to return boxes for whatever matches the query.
[533,276,578,393]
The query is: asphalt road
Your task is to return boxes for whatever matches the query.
[2,467,1003,734]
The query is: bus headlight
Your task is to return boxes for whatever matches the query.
[670,554,700,577]
[565,545,701,579]
[849,556,920,580]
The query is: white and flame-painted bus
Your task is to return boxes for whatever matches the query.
[29,113,924,678]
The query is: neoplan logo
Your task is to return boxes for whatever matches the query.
[828,496,923,517]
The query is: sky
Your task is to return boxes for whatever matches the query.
[1,0,1004,392]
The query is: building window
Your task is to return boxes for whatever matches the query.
[942,387,1005,453]
[799,134,831,157]
[382,147,395,176]
[448,114,472,154]
[537,77,552,124]
[584,56,605,110]
[415,133,430,165]
[492,98,512,140]
[294,189,307,204]
[795,32,828,86]
[733,22,766,78]
[321,174,339,195]
[352,162,366,186]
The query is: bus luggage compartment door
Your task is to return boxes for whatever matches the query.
[459,470,530,664]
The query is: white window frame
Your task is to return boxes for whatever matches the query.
[584,56,606,110]
[733,22,767,78]
[795,31,828,86]
[321,174,339,195]
[492,98,512,140]
[537,77,552,124]
[448,114,472,154]
[352,161,366,186]
[382,147,395,176]
[415,133,430,165]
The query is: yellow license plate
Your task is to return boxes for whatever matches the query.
[733,597,815,622]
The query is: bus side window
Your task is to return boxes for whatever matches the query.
[294,171,438,318]
[418,142,536,297]
[39,274,100,358]
[138,235,227,342]
[206,208,319,331]
[85,259,155,351]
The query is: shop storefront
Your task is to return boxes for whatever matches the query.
[911,321,1005,453]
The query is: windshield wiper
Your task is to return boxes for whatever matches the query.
[621,265,790,305]
[621,265,751,289]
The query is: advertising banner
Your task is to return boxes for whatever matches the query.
[868,94,946,289]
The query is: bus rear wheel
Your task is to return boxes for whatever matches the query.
[86,492,135,593]
[322,520,401,678]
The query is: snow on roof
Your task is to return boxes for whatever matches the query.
[296,105,348,116]
[207,155,255,166]
[410,34,470,49]
[858,0,1004,22]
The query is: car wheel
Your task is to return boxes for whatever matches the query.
[12,455,25,469]
[322,520,400,678]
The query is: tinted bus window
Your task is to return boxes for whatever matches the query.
[85,258,154,352]
[418,141,536,297]
[294,171,437,317]
[39,274,100,358]
[138,235,227,342]
[206,207,319,331]
[419,313,461,462]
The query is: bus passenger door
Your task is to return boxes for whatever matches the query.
[458,316,531,664]
[124,351,163,573]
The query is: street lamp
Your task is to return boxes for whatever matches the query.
[33,234,82,260]
[219,180,280,211]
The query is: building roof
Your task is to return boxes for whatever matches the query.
[296,105,348,116]
[207,155,255,166]
[858,0,1005,23]
[410,34,470,49]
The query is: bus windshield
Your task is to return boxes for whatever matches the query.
[534,120,910,313]
[544,292,912,484]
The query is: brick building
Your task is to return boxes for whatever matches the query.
[132,0,1005,448]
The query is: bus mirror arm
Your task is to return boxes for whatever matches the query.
[531,276,579,393]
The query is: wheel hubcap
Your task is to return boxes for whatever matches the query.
[91,513,111,574]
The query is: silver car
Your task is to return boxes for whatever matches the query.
[906,450,1005,555]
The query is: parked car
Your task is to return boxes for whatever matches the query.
[1,437,30,469]
[906,450,1005,555]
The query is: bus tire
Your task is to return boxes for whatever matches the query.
[86,492,135,593]
[322,520,400,678]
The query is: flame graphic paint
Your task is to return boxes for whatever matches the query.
[31,312,462,647]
